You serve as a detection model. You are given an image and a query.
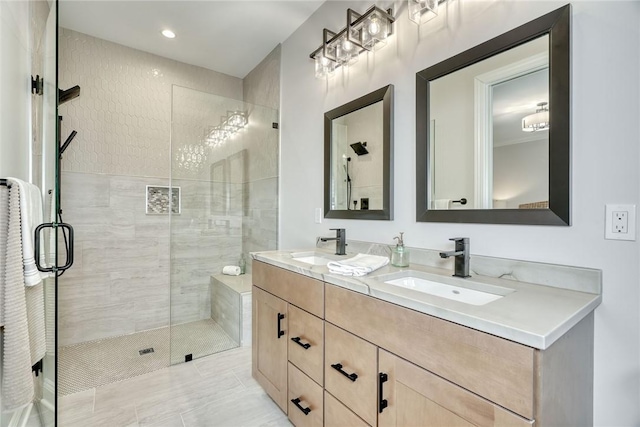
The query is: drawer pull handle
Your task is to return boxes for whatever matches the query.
[291,398,311,415]
[331,363,358,382]
[277,313,285,339]
[291,337,311,349]
[379,372,388,413]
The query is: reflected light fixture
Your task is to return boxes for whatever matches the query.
[205,111,248,147]
[161,29,176,39]
[309,5,395,78]
[175,143,207,171]
[522,102,550,132]
[408,0,444,25]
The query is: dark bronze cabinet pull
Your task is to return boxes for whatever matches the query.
[291,336,311,349]
[277,313,285,339]
[331,363,358,382]
[291,398,311,415]
[379,372,389,413]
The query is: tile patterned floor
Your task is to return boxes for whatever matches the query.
[58,346,291,427]
[59,319,238,396]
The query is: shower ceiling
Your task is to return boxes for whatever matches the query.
[59,0,324,78]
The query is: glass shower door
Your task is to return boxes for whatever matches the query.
[169,85,278,364]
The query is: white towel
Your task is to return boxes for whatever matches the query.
[1,184,44,411]
[434,199,452,210]
[7,177,47,286]
[327,253,389,277]
[222,265,241,276]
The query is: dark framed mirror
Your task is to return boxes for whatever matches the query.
[325,84,394,220]
[416,5,570,225]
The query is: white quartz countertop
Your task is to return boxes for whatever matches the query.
[252,248,602,350]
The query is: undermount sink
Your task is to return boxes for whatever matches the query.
[290,251,336,266]
[374,271,513,306]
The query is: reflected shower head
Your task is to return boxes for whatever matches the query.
[350,141,369,156]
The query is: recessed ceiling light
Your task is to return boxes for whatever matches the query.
[162,29,176,39]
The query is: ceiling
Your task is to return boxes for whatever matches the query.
[59,1,324,79]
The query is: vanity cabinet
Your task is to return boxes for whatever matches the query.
[252,261,325,422]
[253,259,594,427]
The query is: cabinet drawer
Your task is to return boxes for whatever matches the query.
[324,322,377,426]
[325,284,535,419]
[288,305,324,385]
[288,363,323,427]
[378,349,532,427]
[253,260,324,318]
[325,391,370,427]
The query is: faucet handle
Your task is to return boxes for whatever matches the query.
[449,237,468,242]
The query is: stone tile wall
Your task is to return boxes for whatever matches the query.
[58,30,280,346]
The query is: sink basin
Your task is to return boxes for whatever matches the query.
[290,251,335,266]
[375,271,513,306]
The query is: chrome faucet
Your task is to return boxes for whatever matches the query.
[439,237,470,278]
[319,228,347,255]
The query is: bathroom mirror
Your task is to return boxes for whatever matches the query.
[416,5,570,225]
[325,84,393,220]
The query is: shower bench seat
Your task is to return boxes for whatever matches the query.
[210,274,252,347]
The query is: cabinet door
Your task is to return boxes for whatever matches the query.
[252,286,288,412]
[378,350,532,427]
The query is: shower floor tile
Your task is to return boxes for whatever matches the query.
[58,319,238,396]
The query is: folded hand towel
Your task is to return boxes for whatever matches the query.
[222,265,241,276]
[327,253,389,277]
[434,199,452,210]
[7,177,46,286]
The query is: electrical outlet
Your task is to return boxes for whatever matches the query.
[605,204,636,241]
[315,207,322,224]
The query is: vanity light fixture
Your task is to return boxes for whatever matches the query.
[309,5,395,78]
[161,29,176,39]
[205,111,248,147]
[522,102,550,132]
[408,0,446,25]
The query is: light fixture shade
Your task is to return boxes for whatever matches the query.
[354,10,391,50]
[522,102,550,132]
[314,52,336,78]
[408,0,439,24]
[329,33,359,66]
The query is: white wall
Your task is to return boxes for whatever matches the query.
[0,0,32,181]
[280,1,640,424]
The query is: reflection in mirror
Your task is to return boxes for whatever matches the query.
[325,85,393,220]
[430,35,549,210]
[416,5,570,225]
[331,101,383,211]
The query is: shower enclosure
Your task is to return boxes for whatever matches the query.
[169,85,278,364]
[56,80,278,399]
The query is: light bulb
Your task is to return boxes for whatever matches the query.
[368,15,381,35]
[343,40,353,52]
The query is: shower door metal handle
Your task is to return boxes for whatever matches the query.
[34,222,74,273]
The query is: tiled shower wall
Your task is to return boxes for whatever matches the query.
[57,29,279,346]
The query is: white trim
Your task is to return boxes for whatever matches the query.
[473,52,549,209]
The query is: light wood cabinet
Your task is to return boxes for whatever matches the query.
[252,260,595,427]
[252,260,326,425]
[252,286,288,412]
[378,349,532,427]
